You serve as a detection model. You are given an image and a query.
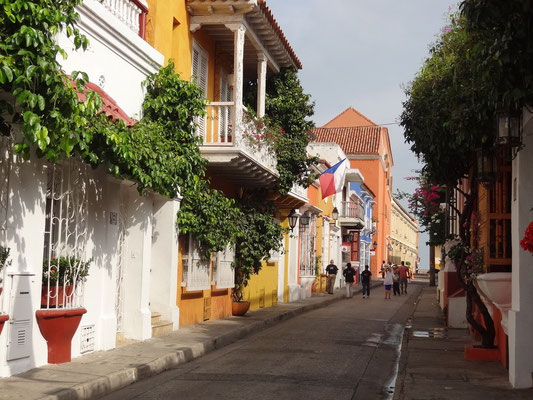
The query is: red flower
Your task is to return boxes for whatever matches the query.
[520,221,533,254]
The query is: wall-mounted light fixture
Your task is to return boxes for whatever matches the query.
[288,209,298,231]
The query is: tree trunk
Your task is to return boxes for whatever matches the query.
[429,245,436,287]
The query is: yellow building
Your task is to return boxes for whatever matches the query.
[145,0,305,324]
[390,197,419,270]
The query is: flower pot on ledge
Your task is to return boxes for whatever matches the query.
[0,314,9,336]
[474,272,512,334]
[35,308,86,364]
[41,285,74,308]
[232,301,250,316]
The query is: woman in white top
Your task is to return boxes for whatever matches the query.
[383,265,393,299]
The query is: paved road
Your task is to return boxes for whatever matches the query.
[101,282,423,400]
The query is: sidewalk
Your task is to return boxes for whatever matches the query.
[394,285,533,399]
[0,282,379,400]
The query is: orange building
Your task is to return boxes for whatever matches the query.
[313,107,394,276]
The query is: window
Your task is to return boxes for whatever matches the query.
[219,71,233,142]
[192,41,208,138]
[181,233,210,291]
[213,244,235,289]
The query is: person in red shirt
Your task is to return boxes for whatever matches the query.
[398,261,410,295]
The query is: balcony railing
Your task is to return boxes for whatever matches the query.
[341,201,365,221]
[203,102,234,144]
[100,0,148,38]
[199,104,277,174]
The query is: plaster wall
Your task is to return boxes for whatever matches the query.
[509,110,533,388]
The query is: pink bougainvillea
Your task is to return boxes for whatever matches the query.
[520,221,533,254]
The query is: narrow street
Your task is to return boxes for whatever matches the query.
[101,283,423,400]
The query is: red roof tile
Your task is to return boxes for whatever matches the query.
[323,107,376,128]
[76,81,134,126]
[311,126,384,155]
[257,0,302,69]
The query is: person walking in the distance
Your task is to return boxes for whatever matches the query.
[343,263,356,298]
[325,260,338,294]
[398,261,410,295]
[384,265,393,299]
[361,264,372,298]
[392,265,400,296]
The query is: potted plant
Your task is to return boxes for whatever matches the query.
[0,246,10,335]
[41,256,91,307]
[0,245,11,296]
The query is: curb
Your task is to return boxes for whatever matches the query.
[42,281,382,400]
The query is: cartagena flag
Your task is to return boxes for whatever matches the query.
[319,158,347,199]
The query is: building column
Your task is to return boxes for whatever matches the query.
[257,53,267,118]
[509,110,533,388]
[226,23,246,134]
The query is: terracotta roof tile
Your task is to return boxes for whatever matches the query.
[76,81,134,126]
[311,126,384,155]
[257,0,302,69]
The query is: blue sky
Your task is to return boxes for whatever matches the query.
[267,0,454,269]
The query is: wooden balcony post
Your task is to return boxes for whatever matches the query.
[257,53,267,118]
[226,23,246,136]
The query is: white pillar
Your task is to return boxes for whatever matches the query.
[257,53,267,118]
[226,23,246,134]
[150,195,180,330]
[509,110,533,388]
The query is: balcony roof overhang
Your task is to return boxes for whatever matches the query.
[202,146,279,188]
[339,217,365,230]
[346,168,364,183]
[187,0,301,76]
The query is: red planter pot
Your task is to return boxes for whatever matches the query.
[0,314,9,336]
[35,308,86,364]
[41,285,74,308]
[232,301,250,316]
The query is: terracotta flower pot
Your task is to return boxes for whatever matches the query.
[232,301,250,316]
[41,285,74,308]
[0,314,9,336]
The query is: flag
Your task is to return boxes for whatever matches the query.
[319,158,347,199]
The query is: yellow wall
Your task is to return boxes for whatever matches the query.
[244,261,279,311]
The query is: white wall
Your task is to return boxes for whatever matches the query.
[509,110,533,388]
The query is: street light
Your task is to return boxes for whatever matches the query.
[288,209,298,231]
[331,207,339,221]
[496,109,522,148]
[300,212,310,226]
[476,148,497,184]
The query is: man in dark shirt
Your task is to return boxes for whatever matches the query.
[343,263,356,298]
[325,260,338,294]
[361,264,372,298]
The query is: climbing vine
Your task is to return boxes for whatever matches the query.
[244,67,319,194]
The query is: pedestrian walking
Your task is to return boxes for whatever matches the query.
[325,260,338,294]
[361,264,372,298]
[384,265,393,299]
[392,265,400,295]
[398,261,410,295]
[381,260,386,278]
[343,262,356,298]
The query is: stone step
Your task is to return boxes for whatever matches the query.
[151,312,161,325]
[151,320,173,337]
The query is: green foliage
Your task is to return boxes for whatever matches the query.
[0,245,10,271]
[245,68,319,194]
[232,192,286,301]
[0,0,103,161]
[460,0,533,109]
[177,177,243,257]
[400,15,493,184]
[42,256,91,285]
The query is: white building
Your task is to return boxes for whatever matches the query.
[0,0,179,377]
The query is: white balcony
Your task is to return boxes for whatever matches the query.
[199,103,278,188]
[339,200,365,229]
[99,0,148,38]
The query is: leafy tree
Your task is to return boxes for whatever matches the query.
[232,191,285,301]
[244,67,319,194]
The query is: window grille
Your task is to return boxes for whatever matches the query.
[41,160,90,309]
